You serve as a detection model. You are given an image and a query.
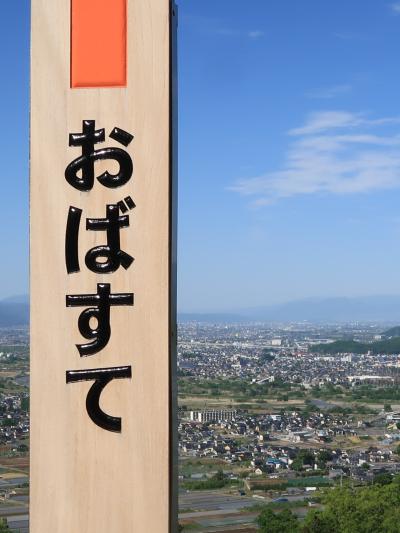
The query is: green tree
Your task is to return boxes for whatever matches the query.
[384,403,392,412]
[214,469,224,481]
[257,508,299,533]
[21,396,29,412]
[0,519,9,532]
[260,350,275,363]
[292,450,315,471]
[302,510,337,533]
[291,457,304,471]
[373,473,392,486]
[317,450,333,469]
[298,479,400,532]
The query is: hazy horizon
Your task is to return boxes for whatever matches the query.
[5,292,400,325]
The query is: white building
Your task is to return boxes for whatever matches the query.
[190,409,237,423]
[348,375,395,386]
[271,339,282,347]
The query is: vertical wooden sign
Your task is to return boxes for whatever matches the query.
[30,1,177,532]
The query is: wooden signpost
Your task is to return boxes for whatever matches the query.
[30,1,177,531]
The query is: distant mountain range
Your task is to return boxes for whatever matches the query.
[4,293,400,326]
[180,295,400,323]
[0,295,28,326]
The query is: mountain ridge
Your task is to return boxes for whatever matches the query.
[181,295,400,323]
[0,296,28,326]
[3,294,400,326]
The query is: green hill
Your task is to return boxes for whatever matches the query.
[311,337,400,355]
[382,325,400,338]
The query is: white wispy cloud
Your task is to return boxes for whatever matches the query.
[230,111,400,205]
[216,28,265,39]
[306,84,352,99]
[289,111,364,135]
[289,111,400,136]
[248,30,265,39]
[391,2,400,14]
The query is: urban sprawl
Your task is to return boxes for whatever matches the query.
[178,321,400,531]
[2,323,400,530]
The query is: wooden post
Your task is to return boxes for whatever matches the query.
[30,1,177,531]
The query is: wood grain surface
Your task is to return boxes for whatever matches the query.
[30,1,176,531]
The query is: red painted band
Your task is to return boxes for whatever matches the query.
[71,0,127,89]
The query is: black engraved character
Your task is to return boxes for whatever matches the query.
[65,120,134,191]
[65,203,135,274]
[66,366,132,433]
[86,204,134,273]
[66,283,133,356]
[65,206,82,274]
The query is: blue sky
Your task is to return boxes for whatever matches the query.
[3,1,400,312]
[0,2,29,301]
[178,0,400,311]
